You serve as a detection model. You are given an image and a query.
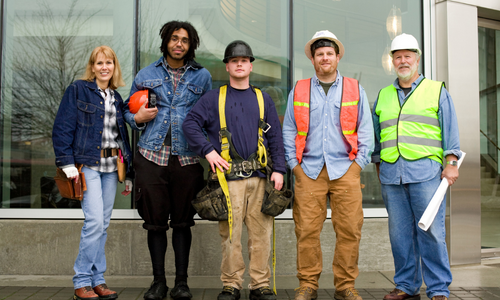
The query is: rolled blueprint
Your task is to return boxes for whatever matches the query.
[418,151,466,231]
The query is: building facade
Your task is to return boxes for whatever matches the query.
[0,0,499,276]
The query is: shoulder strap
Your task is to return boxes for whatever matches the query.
[218,85,232,163]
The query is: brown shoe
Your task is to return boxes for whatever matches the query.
[334,287,363,300]
[431,296,448,300]
[384,289,420,300]
[294,286,317,300]
[74,286,99,300]
[93,284,118,299]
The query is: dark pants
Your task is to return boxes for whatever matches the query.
[134,153,204,231]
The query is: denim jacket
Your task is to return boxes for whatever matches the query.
[123,57,212,156]
[52,79,133,172]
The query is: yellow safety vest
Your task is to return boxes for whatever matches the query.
[375,78,444,164]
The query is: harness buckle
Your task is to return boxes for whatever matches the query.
[262,123,271,133]
[258,119,271,133]
[236,171,253,178]
[241,161,254,173]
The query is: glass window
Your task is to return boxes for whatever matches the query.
[139,0,289,97]
[0,0,134,210]
[293,0,423,209]
[479,23,500,250]
[138,0,291,201]
[0,0,424,216]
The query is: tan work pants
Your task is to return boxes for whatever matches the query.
[293,163,363,290]
[219,177,273,290]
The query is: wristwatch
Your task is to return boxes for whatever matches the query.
[447,160,458,166]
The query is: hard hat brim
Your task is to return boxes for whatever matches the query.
[305,36,345,60]
[389,48,422,57]
[222,56,255,63]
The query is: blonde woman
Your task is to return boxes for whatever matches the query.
[52,46,132,300]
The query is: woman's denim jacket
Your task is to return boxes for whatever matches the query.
[52,79,133,172]
[123,57,212,156]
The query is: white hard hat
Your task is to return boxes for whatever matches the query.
[390,33,421,57]
[304,30,345,60]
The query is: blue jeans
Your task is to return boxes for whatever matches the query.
[381,172,452,298]
[73,167,117,289]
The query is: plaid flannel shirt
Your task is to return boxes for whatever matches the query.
[88,88,120,172]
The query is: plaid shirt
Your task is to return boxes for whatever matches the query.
[139,60,200,167]
[89,88,120,172]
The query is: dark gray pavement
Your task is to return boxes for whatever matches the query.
[2,287,500,300]
[1,258,500,300]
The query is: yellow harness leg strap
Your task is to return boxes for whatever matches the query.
[218,86,233,242]
[217,85,276,293]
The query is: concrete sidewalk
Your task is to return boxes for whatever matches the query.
[1,258,499,300]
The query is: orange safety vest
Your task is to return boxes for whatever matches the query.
[293,77,360,163]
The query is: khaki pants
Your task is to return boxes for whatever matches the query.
[293,163,363,290]
[219,177,273,290]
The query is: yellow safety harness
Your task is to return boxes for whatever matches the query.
[217,85,278,293]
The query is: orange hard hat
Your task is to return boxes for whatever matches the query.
[128,90,149,114]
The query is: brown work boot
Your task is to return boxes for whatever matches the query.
[93,284,118,299]
[294,286,317,300]
[431,296,448,300]
[384,289,420,300]
[74,286,99,300]
[334,287,363,300]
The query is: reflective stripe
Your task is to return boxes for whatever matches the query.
[343,130,356,135]
[380,118,398,130]
[382,136,441,149]
[297,131,307,136]
[399,136,442,147]
[400,114,440,127]
[294,101,310,108]
[381,140,397,149]
[341,100,359,107]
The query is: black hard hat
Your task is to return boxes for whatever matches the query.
[223,40,255,63]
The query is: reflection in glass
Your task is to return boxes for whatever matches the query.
[386,6,402,40]
[381,45,394,75]
[0,0,424,213]
[1,0,134,209]
[479,26,500,250]
[293,0,422,208]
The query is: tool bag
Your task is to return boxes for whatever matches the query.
[192,172,228,221]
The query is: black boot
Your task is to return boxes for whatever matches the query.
[170,281,192,299]
[144,280,168,300]
[250,286,276,300]
[217,286,241,300]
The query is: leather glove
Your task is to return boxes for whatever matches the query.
[125,179,133,191]
[62,166,79,180]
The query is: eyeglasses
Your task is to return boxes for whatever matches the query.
[170,36,189,45]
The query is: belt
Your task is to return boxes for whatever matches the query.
[101,148,119,158]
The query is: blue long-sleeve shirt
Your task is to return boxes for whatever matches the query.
[282,72,374,180]
[182,85,286,176]
[371,74,461,185]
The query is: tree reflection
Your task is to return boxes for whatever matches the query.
[9,0,103,142]
[2,0,111,208]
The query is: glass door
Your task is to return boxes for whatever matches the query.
[479,19,500,256]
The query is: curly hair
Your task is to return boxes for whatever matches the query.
[159,20,200,61]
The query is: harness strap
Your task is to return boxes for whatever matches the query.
[255,88,268,168]
[217,85,270,246]
[218,86,234,242]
